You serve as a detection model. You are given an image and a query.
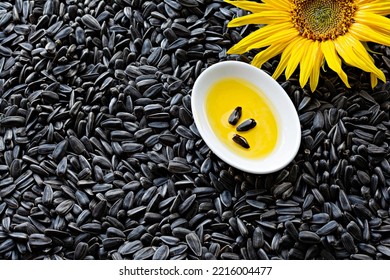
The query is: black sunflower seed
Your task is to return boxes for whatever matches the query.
[74,242,89,260]
[81,14,101,31]
[298,231,320,244]
[228,106,242,125]
[236,118,257,132]
[341,232,357,254]
[377,245,390,257]
[0,239,14,254]
[119,241,143,256]
[55,200,74,216]
[316,221,339,236]
[28,233,52,247]
[153,245,169,260]
[0,116,25,127]
[232,134,250,149]
[186,232,202,257]
[133,247,155,260]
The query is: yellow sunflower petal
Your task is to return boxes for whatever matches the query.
[359,1,390,15]
[310,50,324,92]
[344,35,386,82]
[227,22,294,54]
[357,0,385,4]
[252,42,286,68]
[370,73,378,88]
[334,35,386,83]
[355,11,390,32]
[272,55,289,81]
[334,36,368,68]
[299,41,319,88]
[285,39,310,80]
[272,37,305,80]
[224,0,270,13]
[248,28,299,51]
[349,23,390,46]
[261,0,290,11]
[227,11,291,27]
[321,40,350,88]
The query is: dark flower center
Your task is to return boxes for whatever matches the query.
[291,0,356,41]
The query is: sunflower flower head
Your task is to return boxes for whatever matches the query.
[226,0,390,92]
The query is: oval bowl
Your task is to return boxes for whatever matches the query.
[191,61,301,174]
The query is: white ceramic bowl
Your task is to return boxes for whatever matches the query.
[191,61,301,174]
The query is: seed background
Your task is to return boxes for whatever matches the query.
[1,0,390,260]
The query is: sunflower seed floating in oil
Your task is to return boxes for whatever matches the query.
[232,134,250,149]
[236,118,257,132]
[228,106,242,125]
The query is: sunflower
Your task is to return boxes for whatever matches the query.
[225,0,390,92]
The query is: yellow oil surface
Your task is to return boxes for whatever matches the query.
[205,78,278,159]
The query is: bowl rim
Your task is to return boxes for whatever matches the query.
[191,60,301,174]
